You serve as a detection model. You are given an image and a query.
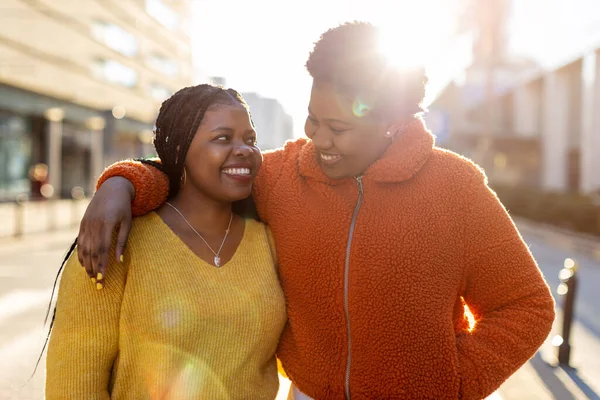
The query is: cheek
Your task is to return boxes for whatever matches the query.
[252,148,263,170]
[304,120,315,139]
[334,133,367,156]
[185,146,221,180]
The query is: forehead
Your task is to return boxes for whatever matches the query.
[199,104,253,128]
[309,81,374,122]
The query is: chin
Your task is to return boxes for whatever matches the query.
[321,167,353,180]
[222,187,253,202]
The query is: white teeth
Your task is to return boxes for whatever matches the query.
[320,153,342,161]
[222,168,250,175]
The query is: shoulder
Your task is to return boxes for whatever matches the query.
[244,218,269,237]
[262,138,308,165]
[243,218,277,262]
[424,146,487,186]
[127,212,166,245]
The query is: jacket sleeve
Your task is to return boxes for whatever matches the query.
[456,167,555,400]
[96,159,169,217]
[45,249,128,399]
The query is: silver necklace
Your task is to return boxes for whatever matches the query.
[165,202,233,267]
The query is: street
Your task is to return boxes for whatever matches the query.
[0,225,599,399]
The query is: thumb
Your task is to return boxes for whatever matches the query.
[115,218,132,262]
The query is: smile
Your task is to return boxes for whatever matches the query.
[222,168,251,176]
[319,153,343,165]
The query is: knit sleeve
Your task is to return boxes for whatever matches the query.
[45,249,128,399]
[96,158,169,217]
[456,167,555,400]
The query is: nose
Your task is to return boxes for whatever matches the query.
[233,142,253,158]
[311,127,333,150]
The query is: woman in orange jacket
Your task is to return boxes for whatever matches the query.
[77,22,555,399]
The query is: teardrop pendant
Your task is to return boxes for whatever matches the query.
[214,255,221,267]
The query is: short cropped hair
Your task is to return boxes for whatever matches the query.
[306,21,428,121]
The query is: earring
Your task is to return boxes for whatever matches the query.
[385,131,392,137]
[181,168,187,185]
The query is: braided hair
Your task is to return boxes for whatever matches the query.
[153,84,250,198]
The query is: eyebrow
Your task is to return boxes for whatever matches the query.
[308,108,353,126]
[211,126,255,134]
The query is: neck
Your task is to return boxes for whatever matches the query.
[166,184,232,232]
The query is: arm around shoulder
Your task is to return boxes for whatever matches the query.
[97,158,169,216]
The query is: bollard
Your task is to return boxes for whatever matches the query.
[553,258,578,367]
[41,184,56,231]
[71,186,85,227]
[14,193,29,238]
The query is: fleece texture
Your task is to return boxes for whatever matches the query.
[98,118,555,399]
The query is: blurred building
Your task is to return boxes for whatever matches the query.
[430,0,600,195]
[242,92,294,151]
[0,0,194,199]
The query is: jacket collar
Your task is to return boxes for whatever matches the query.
[298,117,435,185]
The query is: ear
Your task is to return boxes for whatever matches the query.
[385,120,412,140]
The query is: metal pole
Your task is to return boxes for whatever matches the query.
[13,194,28,238]
[555,258,579,367]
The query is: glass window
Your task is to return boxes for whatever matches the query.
[146,54,179,78]
[0,114,32,200]
[146,0,179,31]
[91,21,138,57]
[149,83,172,101]
[92,59,138,88]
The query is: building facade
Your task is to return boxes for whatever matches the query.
[242,92,294,151]
[0,0,194,200]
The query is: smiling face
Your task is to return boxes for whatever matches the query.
[304,80,393,179]
[183,104,262,202]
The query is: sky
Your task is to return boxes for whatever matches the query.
[190,0,600,137]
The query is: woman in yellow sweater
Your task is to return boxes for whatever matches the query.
[45,84,287,399]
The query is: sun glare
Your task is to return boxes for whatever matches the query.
[464,303,476,332]
[378,26,430,70]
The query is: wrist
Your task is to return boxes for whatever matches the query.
[104,177,136,201]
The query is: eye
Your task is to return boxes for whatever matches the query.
[330,127,347,135]
[246,136,257,145]
[307,116,319,125]
[215,135,230,142]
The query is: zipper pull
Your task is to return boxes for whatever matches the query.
[355,176,363,194]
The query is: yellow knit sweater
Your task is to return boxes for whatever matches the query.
[46,213,287,400]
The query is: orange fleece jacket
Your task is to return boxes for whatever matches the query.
[98,119,555,399]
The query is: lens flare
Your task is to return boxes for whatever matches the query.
[352,98,372,118]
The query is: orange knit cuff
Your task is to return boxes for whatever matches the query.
[96,159,169,217]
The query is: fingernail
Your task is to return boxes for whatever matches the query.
[92,277,96,284]
[96,282,103,290]
[97,272,103,280]
[120,255,124,263]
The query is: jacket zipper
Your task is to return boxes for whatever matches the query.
[344,175,364,399]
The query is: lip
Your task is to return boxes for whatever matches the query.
[318,152,344,166]
[221,162,254,183]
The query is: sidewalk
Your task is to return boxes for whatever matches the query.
[2,217,599,399]
[495,219,600,400]
[0,199,89,239]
